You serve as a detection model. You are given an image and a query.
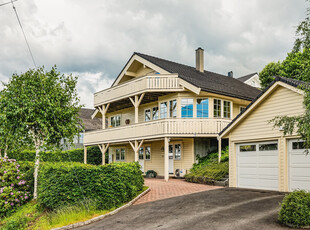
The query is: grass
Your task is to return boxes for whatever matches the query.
[0,186,148,230]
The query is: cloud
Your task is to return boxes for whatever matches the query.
[0,0,308,107]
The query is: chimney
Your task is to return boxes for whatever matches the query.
[228,71,233,77]
[195,47,204,72]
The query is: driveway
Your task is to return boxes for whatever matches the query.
[77,188,290,230]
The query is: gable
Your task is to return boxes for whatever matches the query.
[244,74,261,88]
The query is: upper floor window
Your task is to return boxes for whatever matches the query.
[169,100,177,118]
[145,109,151,121]
[197,98,209,118]
[214,99,221,118]
[160,102,168,118]
[111,115,121,127]
[223,101,231,118]
[153,107,159,120]
[181,99,193,118]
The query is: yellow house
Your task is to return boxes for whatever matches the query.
[219,77,310,192]
[84,48,260,181]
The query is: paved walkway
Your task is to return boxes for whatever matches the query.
[134,178,221,205]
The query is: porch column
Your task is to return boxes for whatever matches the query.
[98,103,110,129]
[129,140,144,161]
[98,143,109,165]
[129,93,145,123]
[84,146,87,164]
[164,137,169,182]
[218,137,222,163]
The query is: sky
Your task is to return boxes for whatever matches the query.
[0,0,308,108]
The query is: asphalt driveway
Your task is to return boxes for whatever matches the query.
[77,188,291,230]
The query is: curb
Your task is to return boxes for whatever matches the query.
[52,188,150,230]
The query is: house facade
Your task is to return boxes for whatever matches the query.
[237,73,261,89]
[84,48,260,181]
[219,77,310,192]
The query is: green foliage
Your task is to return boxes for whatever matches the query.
[8,146,103,165]
[279,190,310,228]
[37,162,144,210]
[145,170,157,178]
[293,1,310,52]
[259,62,282,88]
[0,158,32,217]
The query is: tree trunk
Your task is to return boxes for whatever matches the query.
[33,140,40,199]
[0,149,2,158]
[4,145,8,158]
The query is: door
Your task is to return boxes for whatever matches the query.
[169,144,174,174]
[138,147,144,173]
[237,141,279,191]
[288,139,310,191]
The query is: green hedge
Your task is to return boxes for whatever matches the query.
[37,162,144,210]
[7,147,103,165]
[279,190,310,228]
[18,161,35,194]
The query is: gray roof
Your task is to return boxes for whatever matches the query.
[79,108,102,131]
[237,73,257,82]
[135,52,261,101]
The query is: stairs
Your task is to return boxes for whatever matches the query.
[214,175,229,187]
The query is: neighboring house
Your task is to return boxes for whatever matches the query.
[84,48,261,181]
[237,73,261,89]
[219,77,310,192]
[61,108,102,150]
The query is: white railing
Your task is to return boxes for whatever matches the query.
[94,74,182,106]
[84,118,231,145]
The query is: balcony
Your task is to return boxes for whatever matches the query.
[94,74,199,107]
[84,118,231,145]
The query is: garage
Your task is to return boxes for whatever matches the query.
[288,139,310,191]
[237,141,279,191]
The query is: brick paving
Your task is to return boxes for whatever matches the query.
[134,178,222,205]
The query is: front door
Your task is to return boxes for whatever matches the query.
[169,144,174,174]
[138,147,144,173]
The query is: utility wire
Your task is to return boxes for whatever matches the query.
[0,0,17,7]
[10,0,37,68]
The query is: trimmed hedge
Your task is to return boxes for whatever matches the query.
[37,162,144,210]
[279,190,310,228]
[7,146,103,165]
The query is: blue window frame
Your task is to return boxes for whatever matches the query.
[181,99,193,118]
[197,98,209,118]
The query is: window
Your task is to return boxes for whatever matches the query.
[111,115,121,127]
[197,98,209,118]
[240,106,246,113]
[139,147,144,160]
[175,144,181,160]
[160,102,168,118]
[152,107,159,120]
[240,145,256,152]
[169,100,177,118]
[259,143,278,151]
[223,101,231,118]
[214,99,221,118]
[181,99,193,118]
[116,148,125,161]
[145,109,151,121]
[293,141,306,150]
[79,133,84,144]
[145,146,151,160]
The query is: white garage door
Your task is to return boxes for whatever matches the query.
[237,141,278,191]
[288,139,310,191]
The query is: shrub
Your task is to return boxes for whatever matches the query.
[146,170,157,178]
[38,161,144,210]
[279,190,310,228]
[0,158,32,217]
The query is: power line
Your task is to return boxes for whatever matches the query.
[10,0,37,68]
[0,0,17,7]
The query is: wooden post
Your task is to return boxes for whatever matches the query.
[98,143,109,165]
[218,137,222,163]
[164,137,169,182]
[129,140,144,162]
[98,104,110,129]
[84,146,87,164]
[129,93,145,124]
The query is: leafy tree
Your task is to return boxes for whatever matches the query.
[259,62,282,88]
[0,66,82,198]
[293,0,310,52]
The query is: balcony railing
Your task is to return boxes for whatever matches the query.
[84,118,231,145]
[94,74,183,106]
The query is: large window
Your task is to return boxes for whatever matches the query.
[223,101,231,118]
[111,115,121,127]
[145,146,151,160]
[160,102,168,118]
[175,144,181,160]
[169,100,177,118]
[116,148,125,161]
[181,99,193,118]
[213,99,221,118]
[152,107,159,120]
[145,109,151,121]
[197,98,209,118]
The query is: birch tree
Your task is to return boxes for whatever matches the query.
[0,66,82,199]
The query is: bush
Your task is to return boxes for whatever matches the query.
[146,170,157,178]
[37,161,144,210]
[7,146,103,165]
[0,158,32,217]
[279,190,310,228]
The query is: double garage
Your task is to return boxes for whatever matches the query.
[237,140,310,191]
